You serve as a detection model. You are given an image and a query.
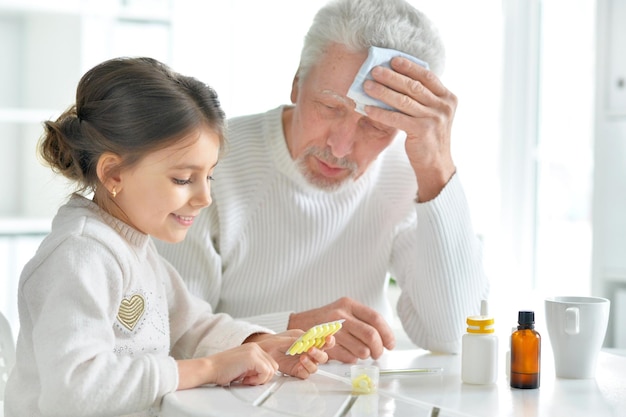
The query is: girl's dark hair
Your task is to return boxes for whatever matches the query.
[39,56,226,195]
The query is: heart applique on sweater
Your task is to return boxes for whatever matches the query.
[116,294,145,331]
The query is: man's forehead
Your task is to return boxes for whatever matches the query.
[306,44,367,94]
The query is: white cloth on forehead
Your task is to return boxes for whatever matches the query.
[347,46,429,115]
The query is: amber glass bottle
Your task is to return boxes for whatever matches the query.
[510,311,541,389]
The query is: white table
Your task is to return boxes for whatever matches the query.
[161,347,626,417]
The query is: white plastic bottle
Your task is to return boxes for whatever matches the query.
[461,300,498,385]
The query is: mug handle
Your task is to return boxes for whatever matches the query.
[565,307,580,335]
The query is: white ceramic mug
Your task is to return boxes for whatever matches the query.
[545,296,610,379]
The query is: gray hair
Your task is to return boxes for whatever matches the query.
[297,0,445,81]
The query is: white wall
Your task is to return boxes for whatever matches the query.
[593,0,626,347]
[0,16,22,215]
[169,0,328,119]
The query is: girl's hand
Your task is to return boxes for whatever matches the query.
[176,343,278,389]
[246,330,335,379]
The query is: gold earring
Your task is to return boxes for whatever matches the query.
[111,188,117,198]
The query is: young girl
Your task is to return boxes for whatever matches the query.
[4,57,331,417]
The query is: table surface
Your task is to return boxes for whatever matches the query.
[161,346,626,417]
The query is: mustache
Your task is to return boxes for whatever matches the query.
[305,146,357,171]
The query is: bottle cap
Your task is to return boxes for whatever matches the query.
[465,300,496,333]
[466,316,495,333]
[518,311,535,325]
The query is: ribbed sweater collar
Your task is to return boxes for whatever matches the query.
[66,194,151,252]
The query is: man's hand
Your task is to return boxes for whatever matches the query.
[288,297,396,363]
[363,56,457,201]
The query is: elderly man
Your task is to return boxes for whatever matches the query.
[156,0,489,363]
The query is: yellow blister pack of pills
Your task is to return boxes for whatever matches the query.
[286,319,345,355]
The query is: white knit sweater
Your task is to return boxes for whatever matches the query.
[155,106,489,354]
[5,195,268,417]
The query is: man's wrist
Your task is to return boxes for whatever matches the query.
[415,167,456,202]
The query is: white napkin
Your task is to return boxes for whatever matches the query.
[347,46,429,115]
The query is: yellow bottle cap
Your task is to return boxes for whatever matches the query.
[466,316,495,334]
